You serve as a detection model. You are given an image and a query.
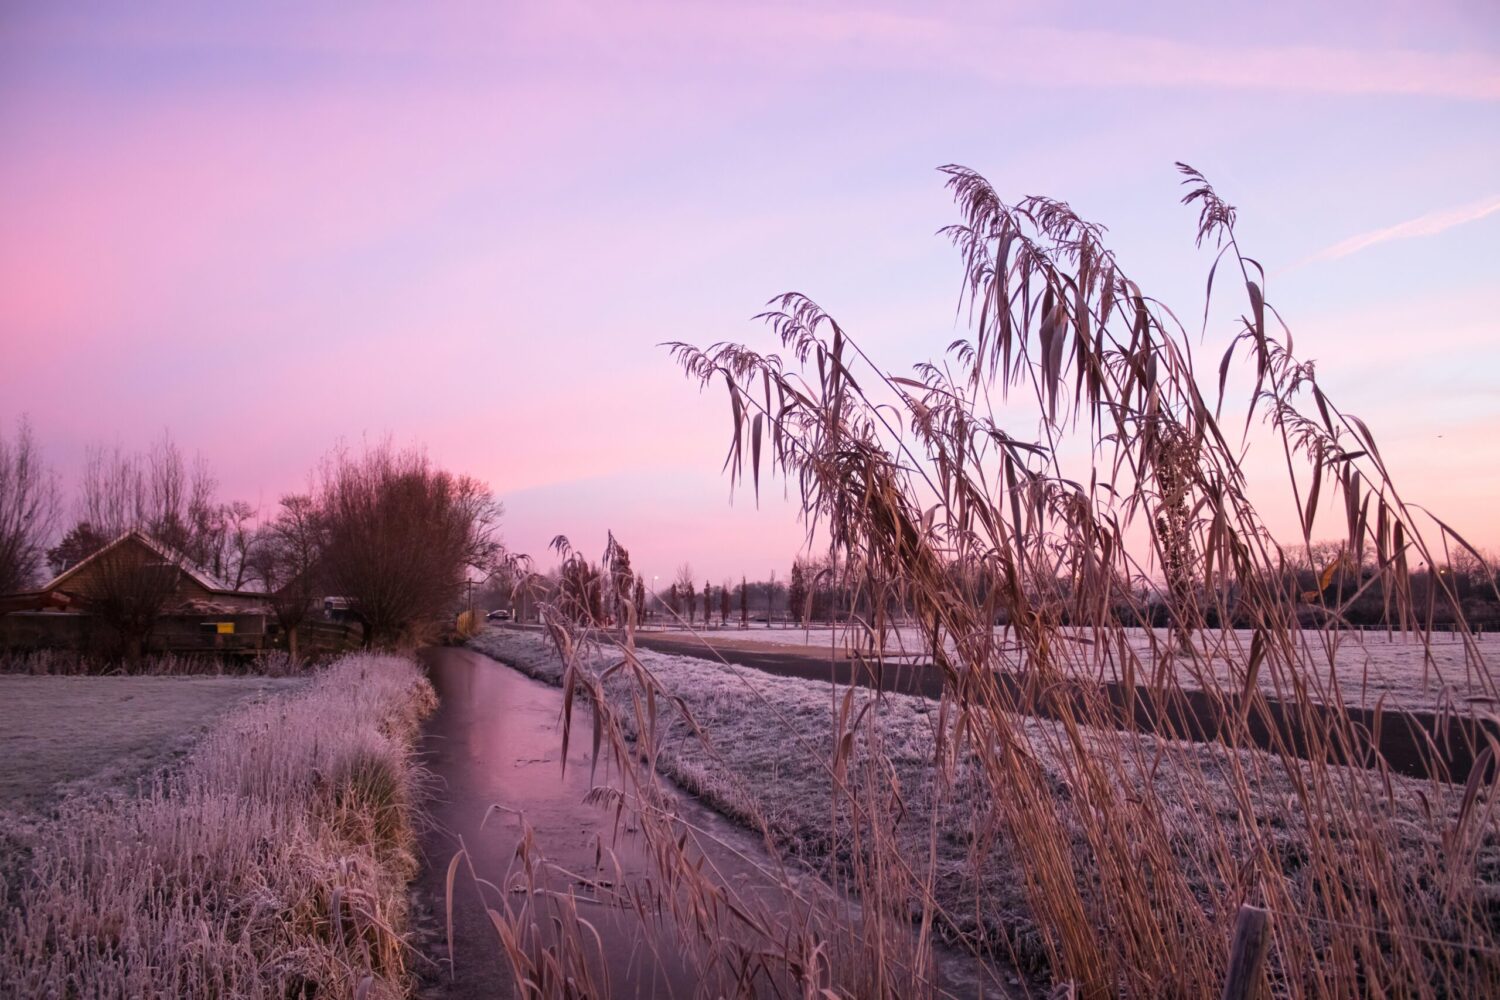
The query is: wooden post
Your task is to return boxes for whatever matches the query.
[1221,904,1271,1000]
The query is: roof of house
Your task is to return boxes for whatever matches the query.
[42,529,263,597]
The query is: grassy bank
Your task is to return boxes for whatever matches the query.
[0,652,436,999]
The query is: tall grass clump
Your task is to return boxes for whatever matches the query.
[0,652,436,999]
[479,164,1495,998]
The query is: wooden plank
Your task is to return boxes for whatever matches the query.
[1221,904,1271,1000]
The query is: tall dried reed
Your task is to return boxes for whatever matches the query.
[475,165,1496,998]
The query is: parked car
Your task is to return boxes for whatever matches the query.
[485,609,512,622]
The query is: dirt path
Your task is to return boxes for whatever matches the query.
[410,646,1008,998]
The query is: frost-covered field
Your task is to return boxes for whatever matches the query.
[469,629,1498,973]
[651,624,1497,713]
[0,675,303,804]
[0,674,303,893]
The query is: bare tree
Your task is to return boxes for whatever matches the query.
[787,560,808,627]
[0,417,60,594]
[318,442,502,646]
[74,437,221,656]
[248,494,323,659]
[675,563,695,625]
[767,568,776,627]
[118,435,219,565]
[205,500,258,590]
[720,579,731,625]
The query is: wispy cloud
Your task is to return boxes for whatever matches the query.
[1307,194,1500,263]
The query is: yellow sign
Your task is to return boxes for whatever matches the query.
[216,622,235,635]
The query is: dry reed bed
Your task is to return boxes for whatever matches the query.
[472,629,1500,990]
[0,652,436,999]
[486,164,1497,996]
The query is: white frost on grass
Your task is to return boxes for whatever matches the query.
[0,674,304,805]
[649,624,1498,713]
[0,674,305,900]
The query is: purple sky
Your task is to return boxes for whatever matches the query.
[2,1,1497,582]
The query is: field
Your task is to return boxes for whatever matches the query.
[648,624,1498,713]
[0,674,304,897]
[0,674,303,805]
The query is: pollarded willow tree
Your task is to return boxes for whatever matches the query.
[666,165,1496,997]
[319,442,502,646]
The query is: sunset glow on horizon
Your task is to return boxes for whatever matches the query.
[3,0,1497,581]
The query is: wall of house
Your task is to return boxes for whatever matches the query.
[1,610,361,659]
[0,611,267,655]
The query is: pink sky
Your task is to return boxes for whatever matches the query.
[2,1,1497,580]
